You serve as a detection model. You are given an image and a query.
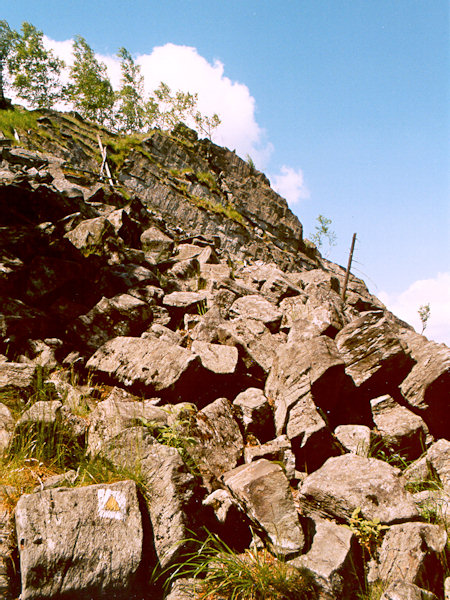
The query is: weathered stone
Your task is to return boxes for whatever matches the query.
[106,208,141,247]
[0,489,17,598]
[180,397,244,491]
[0,362,36,393]
[191,340,238,374]
[334,424,372,456]
[229,294,283,332]
[233,387,274,442]
[370,394,428,460]
[223,459,304,557]
[335,311,414,396]
[400,339,450,439]
[64,216,117,253]
[0,403,14,455]
[202,488,252,548]
[165,578,198,600]
[87,387,168,456]
[15,481,143,600]
[288,269,340,294]
[218,317,284,376]
[140,226,174,259]
[244,435,296,480]
[380,581,439,600]
[290,517,362,600]
[102,427,199,568]
[369,522,447,596]
[427,439,450,492]
[163,290,207,309]
[265,337,345,470]
[259,270,304,304]
[86,336,203,402]
[299,454,419,523]
[68,293,153,352]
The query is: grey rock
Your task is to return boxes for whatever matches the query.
[371,394,429,460]
[400,339,450,439]
[180,397,244,491]
[427,439,450,492]
[299,454,419,524]
[229,294,283,332]
[244,435,296,480]
[218,317,283,375]
[335,311,414,394]
[380,581,439,600]
[64,215,117,253]
[87,387,167,456]
[223,459,304,557]
[0,362,36,393]
[334,424,372,456]
[15,481,143,600]
[163,290,208,309]
[0,490,16,597]
[68,293,153,352]
[86,336,203,402]
[191,340,238,374]
[369,522,447,595]
[165,578,198,600]
[290,517,361,600]
[102,427,199,568]
[0,403,14,455]
[233,387,274,442]
[140,226,174,258]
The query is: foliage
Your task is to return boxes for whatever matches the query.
[197,171,218,191]
[65,35,114,124]
[7,22,64,109]
[160,530,319,599]
[310,214,337,253]
[418,303,431,334]
[0,106,38,141]
[115,47,146,133]
[144,82,221,139]
[347,507,389,558]
[0,20,14,100]
[246,154,256,172]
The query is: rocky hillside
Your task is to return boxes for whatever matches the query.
[0,107,449,600]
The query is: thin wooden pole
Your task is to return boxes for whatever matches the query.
[341,233,357,301]
[97,134,113,186]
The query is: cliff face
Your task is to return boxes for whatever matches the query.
[0,109,449,600]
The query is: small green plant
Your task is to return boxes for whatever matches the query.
[0,107,39,142]
[246,154,256,173]
[197,171,218,191]
[197,298,208,315]
[347,507,389,559]
[310,215,337,255]
[418,303,431,334]
[158,530,319,599]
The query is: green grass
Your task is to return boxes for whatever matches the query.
[0,108,39,142]
[157,531,319,600]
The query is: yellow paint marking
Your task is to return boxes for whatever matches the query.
[105,495,120,511]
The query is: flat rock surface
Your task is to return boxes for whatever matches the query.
[15,480,143,600]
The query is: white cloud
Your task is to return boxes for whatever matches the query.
[42,38,272,166]
[270,165,310,206]
[379,272,450,346]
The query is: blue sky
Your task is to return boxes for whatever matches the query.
[3,1,449,343]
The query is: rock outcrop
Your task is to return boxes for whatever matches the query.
[0,108,448,599]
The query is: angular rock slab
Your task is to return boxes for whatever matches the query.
[180,397,244,491]
[15,480,143,600]
[380,581,439,600]
[223,459,304,557]
[101,427,199,568]
[86,336,202,402]
[229,295,283,332]
[370,394,429,460]
[369,522,447,597]
[400,340,450,439]
[290,517,361,600]
[335,311,414,396]
[299,454,419,524]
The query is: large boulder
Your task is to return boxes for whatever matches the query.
[380,581,439,600]
[86,336,203,403]
[86,387,168,456]
[15,481,143,600]
[335,311,415,398]
[179,397,244,491]
[101,427,200,568]
[299,454,419,524]
[68,293,153,352]
[264,337,345,470]
[368,522,447,597]
[0,403,14,455]
[370,394,429,461]
[223,459,304,557]
[399,338,450,439]
[289,517,362,600]
[229,295,283,333]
